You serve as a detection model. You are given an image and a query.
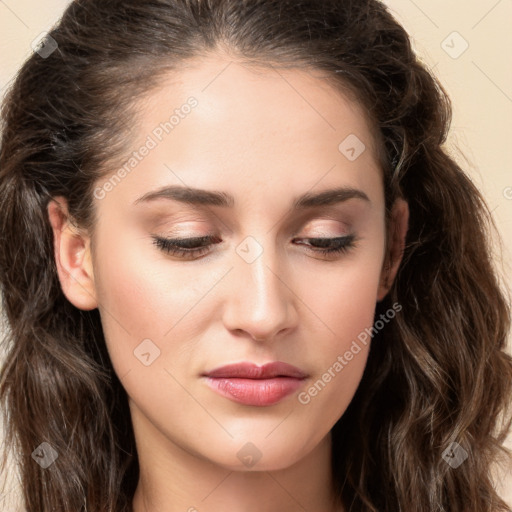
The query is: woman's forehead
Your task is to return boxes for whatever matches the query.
[92,60,385,216]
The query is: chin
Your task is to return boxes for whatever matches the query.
[200,434,319,473]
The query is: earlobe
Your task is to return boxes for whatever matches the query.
[47,196,98,311]
[377,198,409,302]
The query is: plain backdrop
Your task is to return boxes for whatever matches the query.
[0,0,511,509]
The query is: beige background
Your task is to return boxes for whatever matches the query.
[0,0,511,509]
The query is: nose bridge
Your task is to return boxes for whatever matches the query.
[223,233,296,340]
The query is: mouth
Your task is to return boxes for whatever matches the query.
[202,361,308,407]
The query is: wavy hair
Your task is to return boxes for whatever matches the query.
[1,0,511,510]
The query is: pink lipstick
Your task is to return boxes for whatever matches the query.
[202,361,307,406]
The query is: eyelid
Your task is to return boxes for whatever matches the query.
[151,233,357,260]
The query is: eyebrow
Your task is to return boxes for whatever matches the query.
[133,185,370,209]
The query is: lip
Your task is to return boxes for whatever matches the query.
[202,362,308,407]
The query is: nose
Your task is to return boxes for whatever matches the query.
[221,236,298,343]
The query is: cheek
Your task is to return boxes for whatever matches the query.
[299,262,379,376]
[299,236,385,344]
[307,262,380,323]
[91,229,230,377]
[91,231,177,374]
[294,272,378,426]
[294,238,385,408]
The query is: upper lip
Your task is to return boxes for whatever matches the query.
[203,361,308,379]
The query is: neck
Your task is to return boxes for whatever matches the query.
[130,402,344,512]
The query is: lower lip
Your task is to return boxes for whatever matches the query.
[204,377,304,406]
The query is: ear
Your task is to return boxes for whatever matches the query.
[47,196,98,310]
[377,197,409,302]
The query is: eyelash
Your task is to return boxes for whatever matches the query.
[151,234,357,259]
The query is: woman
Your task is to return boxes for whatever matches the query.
[0,0,511,511]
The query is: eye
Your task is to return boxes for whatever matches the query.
[292,234,357,256]
[152,235,221,259]
[152,234,357,260]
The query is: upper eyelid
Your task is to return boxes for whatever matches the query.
[145,205,357,233]
[155,217,352,238]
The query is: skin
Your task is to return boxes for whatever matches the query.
[48,53,408,512]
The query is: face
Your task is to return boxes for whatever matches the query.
[49,55,408,472]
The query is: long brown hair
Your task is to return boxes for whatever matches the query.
[1,0,511,510]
